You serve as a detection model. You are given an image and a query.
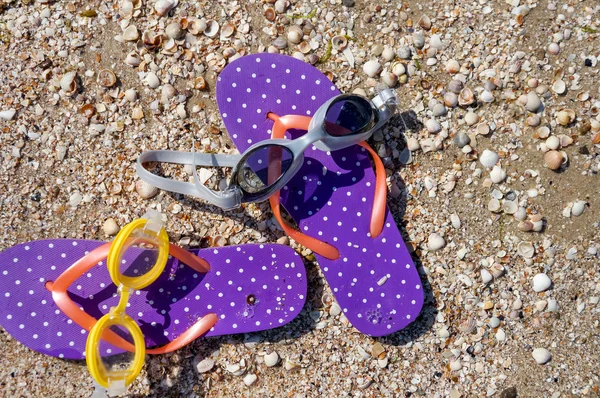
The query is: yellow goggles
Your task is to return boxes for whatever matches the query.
[86,211,169,395]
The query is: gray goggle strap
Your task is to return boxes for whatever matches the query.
[135,150,243,209]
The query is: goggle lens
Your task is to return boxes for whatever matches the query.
[237,145,294,194]
[324,97,374,136]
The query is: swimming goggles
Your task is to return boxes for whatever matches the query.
[136,87,398,210]
[85,211,170,395]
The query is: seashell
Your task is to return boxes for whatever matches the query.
[392,62,406,76]
[502,200,517,214]
[161,84,176,101]
[480,90,494,103]
[476,122,490,135]
[593,131,600,145]
[143,31,163,49]
[458,88,475,106]
[551,79,566,95]
[532,273,552,293]
[122,25,139,41]
[577,92,590,102]
[526,114,541,127]
[264,351,279,367]
[418,14,431,30]
[125,51,141,66]
[491,264,505,278]
[545,135,560,150]
[381,71,397,88]
[135,180,158,199]
[590,103,600,117]
[287,26,303,44]
[97,69,116,87]
[453,132,470,148]
[222,47,236,58]
[479,149,499,168]
[458,318,476,333]
[275,0,288,13]
[382,47,395,62]
[518,221,534,232]
[195,358,215,373]
[331,35,348,51]
[195,76,207,90]
[525,92,542,112]
[226,363,245,376]
[490,166,507,184]
[144,72,160,89]
[165,22,184,39]
[445,59,460,74]
[397,46,411,60]
[593,120,600,132]
[488,198,501,213]
[572,200,586,217]
[60,71,77,94]
[204,20,219,38]
[297,41,312,54]
[407,137,420,151]
[132,107,144,120]
[363,60,381,78]
[243,373,257,386]
[558,134,573,148]
[447,79,463,94]
[102,218,119,236]
[517,241,535,258]
[425,119,441,134]
[110,183,123,195]
[427,233,445,251]
[481,269,493,284]
[535,126,550,139]
[432,103,446,117]
[221,23,235,39]
[547,42,559,55]
[155,0,178,16]
[444,91,458,108]
[530,214,544,232]
[120,0,134,19]
[273,36,287,50]
[514,207,527,221]
[188,18,207,35]
[412,31,425,49]
[212,236,226,247]
[509,60,522,74]
[532,348,551,364]
[556,109,575,126]
[79,103,96,118]
[528,78,539,88]
[544,150,563,170]
[464,111,479,126]
[264,7,276,22]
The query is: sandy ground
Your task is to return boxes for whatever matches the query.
[1,0,600,397]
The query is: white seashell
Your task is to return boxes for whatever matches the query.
[407,137,420,151]
[453,132,470,148]
[551,79,566,95]
[495,328,506,342]
[545,135,560,150]
[458,318,476,333]
[287,26,303,44]
[135,180,158,199]
[547,42,559,55]
[518,221,534,232]
[161,83,177,100]
[558,134,573,147]
[479,149,499,168]
[502,200,518,214]
[476,122,490,135]
[489,317,500,328]
[526,114,541,127]
[481,269,493,284]
[432,103,446,117]
[464,111,479,126]
[514,207,527,221]
[480,90,494,103]
[445,59,460,74]
[427,233,446,251]
[488,198,501,213]
[392,62,406,76]
[490,166,507,184]
[363,60,381,78]
[264,351,279,367]
[124,89,137,102]
[284,359,300,371]
[204,20,220,38]
[491,264,505,278]
[243,373,257,386]
[329,301,341,316]
[382,47,395,62]
[397,46,411,59]
[517,241,535,258]
[443,92,458,108]
[532,273,552,292]
[572,200,586,216]
[166,22,184,39]
[556,109,575,126]
[532,348,551,364]
[102,218,119,236]
[450,359,462,371]
[447,79,463,94]
[535,126,550,139]
[131,107,144,120]
[122,25,139,41]
[429,34,443,49]
[60,71,77,92]
[525,92,542,112]
[195,358,215,373]
[144,72,160,88]
[155,0,178,16]
[425,119,441,134]
[381,71,397,88]
[120,0,134,18]
[0,109,16,121]
[125,51,141,66]
[450,214,461,229]
[547,298,558,312]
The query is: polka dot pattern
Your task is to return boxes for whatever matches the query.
[0,239,306,359]
[217,54,424,336]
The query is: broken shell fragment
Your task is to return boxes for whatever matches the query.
[204,20,220,38]
[122,25,139,41]
[97,69,116,87]
[517,241,535,258]
[332,35,348,51]
[125,51,142,66]
[155,0,178,16]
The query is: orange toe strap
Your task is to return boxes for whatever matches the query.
[267,113,341,260]
[47,242,216,354]
[357,141,387,238]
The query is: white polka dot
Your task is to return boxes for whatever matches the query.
[13,258,18,263]
[49,243,54,248]
[31,312,36,317]
[416,285,421,289]
[45,343,50,348]
[315,80,320,85]
[256,321,261,326]
[227,97,232,102]
[15,280,20,285]
[232,323,238,329]
[271,63,276,68]
[246,88,251,93]
[281,84,286,89]
[6,314,11,320]
[232,82,237,87]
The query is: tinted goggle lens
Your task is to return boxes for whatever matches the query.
[237,145,294,194]
[324,96,375,137]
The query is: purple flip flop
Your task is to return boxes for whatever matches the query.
[0,239,306,359]
[216,54,423,336]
